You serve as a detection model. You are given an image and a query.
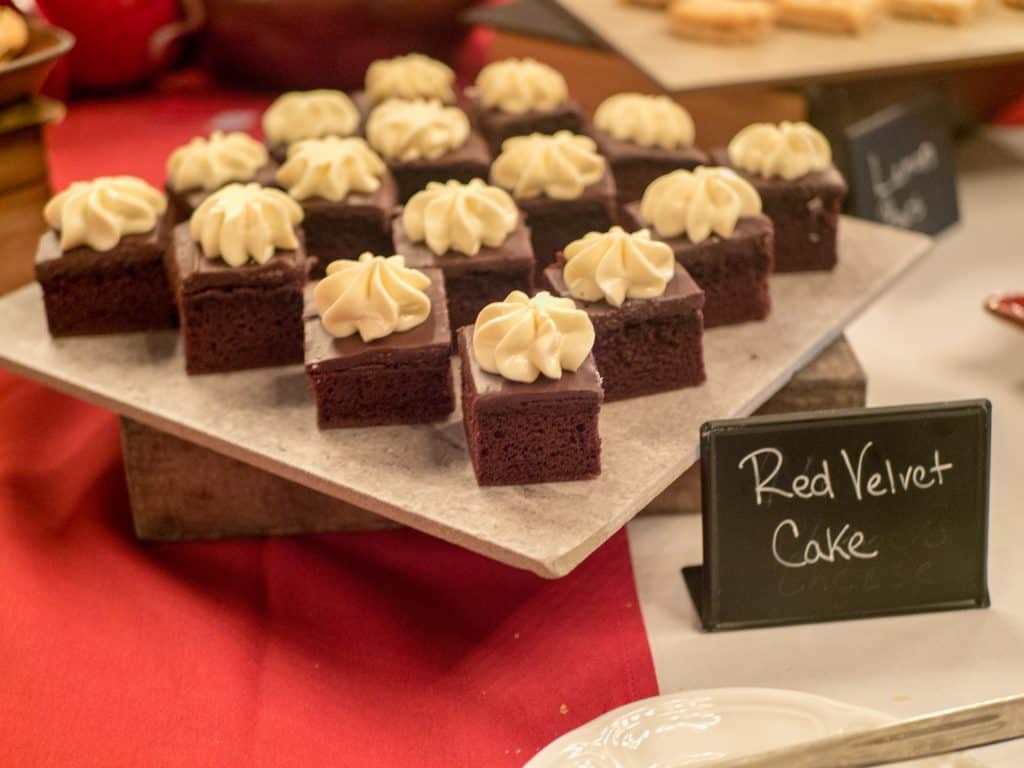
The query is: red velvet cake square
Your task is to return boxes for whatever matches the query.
[623,203,774,329]
[304,268,454,428]
[166,224,309,375]
[457,326,603,486]
[543,262,706,401]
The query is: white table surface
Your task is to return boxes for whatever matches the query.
[628,127,1024,766]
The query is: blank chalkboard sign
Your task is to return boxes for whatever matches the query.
[846,98,960,235]
[686,401,991,631]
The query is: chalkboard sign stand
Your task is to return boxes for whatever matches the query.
[685,401,991,632]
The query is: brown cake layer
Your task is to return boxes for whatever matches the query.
[623,205,774,328]
[516,170,617,283]
[712,149,847,272]
[392,214,535,342]
[468,95,586,155]
[304,269,454,428]
[300,172,398,278]
[387,132,491,203]
[592,127,709,206]
[544,263,706,401]
[457,326,603,486]
[35,226,178,337]
[167,223,309,374]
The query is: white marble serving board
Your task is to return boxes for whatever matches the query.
[556,0,1024,94]
[0,216,930,578]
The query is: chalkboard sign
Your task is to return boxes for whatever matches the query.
[845,98,960,236]
[685,401,991,631]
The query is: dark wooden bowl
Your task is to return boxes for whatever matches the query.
[0,23,74,107]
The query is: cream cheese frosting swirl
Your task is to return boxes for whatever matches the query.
[475,58,568,115]
[0,8,28,61]
[472,291,594,384]
[402,179,518,257]
[262,90,359,146]
[562,227,676,308]
[277,137,386,202]
[314,253,432,342]
[44,176,167,252]
[167,131,269,193]
[490,131,605,200]
[190,183,303,267]
[594,93,695,150]
[728,121,832,181]
[366,99,470,162]
[640,167,761,243]
[365,53,456,105]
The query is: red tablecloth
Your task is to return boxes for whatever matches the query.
[0,88,659,766]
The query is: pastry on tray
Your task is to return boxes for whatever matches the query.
[592,92,708,205]
[166,183,310,374]
[393,179,534,340]
[36,176,178,336]
[775,0,884,34]
[262,90,360,163]
[668,0,776,45]
[543,227,706,401]
[165,131,277,224]
[490,131,616,282]
[467,57,586,154]
[890,0,980,24]
[0,7,29,62]
[365,98,490,203]
[360,52,457,112]
[622,167,773,328]
[276,136,397,278]
[458,291,602,486]
[305,253,453,428]
[714,121,846,272]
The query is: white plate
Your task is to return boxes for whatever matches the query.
[527,688,984,768]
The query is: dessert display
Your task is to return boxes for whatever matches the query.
[365,98,491,203]
[714,121,846,272]
[543,227,705,401]
[592,92,708,205]
[36,176,178,336]
[166,184,309,374]
[775,0,885,34]
[622,167,773,328]
[468,58,586,154]
[0,7,28,62]
[262,90,360,163]
[392,179,534,340]
[490,131,616,281]
[458,291,602,486]
[305,253,454,428]
[890,0,980,24]
[276,136,397,278]
[668,0,776,45]
[363,53,457,109]
[165,131,276,224]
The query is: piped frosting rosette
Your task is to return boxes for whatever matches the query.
[314,253,432,342]
[167,131,269,193]
[475,58,568,115]
[365,53,456,105]
[640,167,762,243]
[44,176,167,252]
[562,227,676,308]
[728,121,832,181]
[594,93,695,150]
[366,98,470,162]
[490,131,605,200]
[262,90,360,146]
[277,137,386,202]
[190,183,303,267]
[472,291,595,383]
[402,179,518,256]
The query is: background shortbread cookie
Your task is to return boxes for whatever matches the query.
[668,0,776,44]
[890,0,980,23]
[776,0,884,34]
